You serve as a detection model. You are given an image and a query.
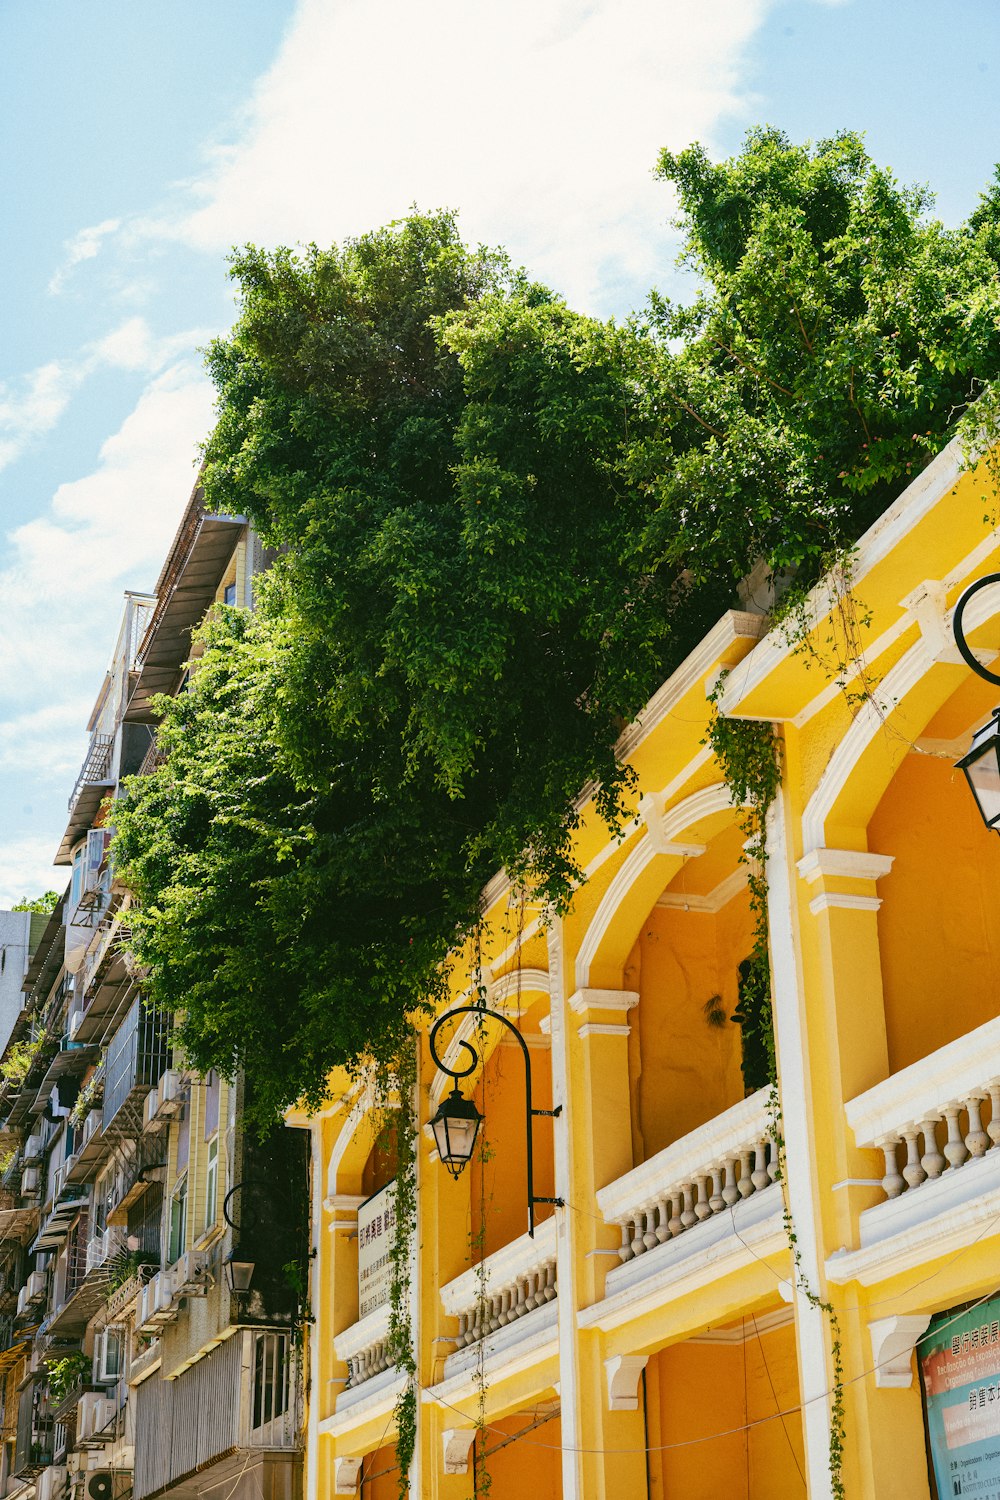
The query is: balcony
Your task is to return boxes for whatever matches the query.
[102,998,169,1140]
[67,731,114,820]
[133,1328,298,1500]
[437,1216,559,1395]
[828,1016,1000,1286]
[330,1304,400,1424]
[578,1087,785,1335]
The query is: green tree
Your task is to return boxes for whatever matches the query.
[114,138,1000,1121]
[11,892,59,914]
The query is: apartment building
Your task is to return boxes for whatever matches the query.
[0,491,308,1500]
[304,436,1000,1499]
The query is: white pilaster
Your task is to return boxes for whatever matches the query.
[766,789,835,1499]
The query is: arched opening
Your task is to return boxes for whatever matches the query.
[629,822,757,1163]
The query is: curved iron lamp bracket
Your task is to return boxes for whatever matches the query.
[429,1003,563,1238]
[953,573,1000,688]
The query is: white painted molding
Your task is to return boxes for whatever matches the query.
[568,989,640,1016]
[578,1022,632,1040]
[333,1303,390,1363]
[868,1315,931,1388]
[490,967,550,1006]
[796,849,894,884]
[657,866,748,914]
[442,1428,477,1475]
[575,782,735,988]
[334,1457,363,1494]
[595,1087,770,1224]
[439,1216,558,1318]
[844,1014,1000,1147]
[605,1353,648,1411]
[808,892,882,916]
[324,1194,364,1215]
[689,1305,794,1344]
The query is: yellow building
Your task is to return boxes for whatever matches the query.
[301,434,1000,1499]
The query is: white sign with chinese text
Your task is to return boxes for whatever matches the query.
[357,1181,396,1318]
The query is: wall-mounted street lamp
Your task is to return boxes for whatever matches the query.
[429,1005,564,1239]
[223,1252,255,1295]
[954,574,1000,832]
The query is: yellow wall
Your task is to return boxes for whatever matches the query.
[471,1033,555,1258]
[654,1323,805,1500]
[632,894,750,1161]
[870,753,1000,1072]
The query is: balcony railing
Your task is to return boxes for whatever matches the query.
[67,733,114,816]
[102,998,169,1136]
[441,1216,558,1356]
[596,1086,777,1267]
[333,1304,393,1394]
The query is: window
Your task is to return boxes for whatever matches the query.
[223,583,237,606]
[204,1072,220,1140]
[94,1327,123,1383]
[168,1178,187,1264]
[204,1136,219,1231]
[70,846,84,909]
[175,1102,190,1173]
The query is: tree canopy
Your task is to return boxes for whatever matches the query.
[113,130,1000,1119]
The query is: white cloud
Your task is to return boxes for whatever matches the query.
[152,0,771,314]
[48,218,122,295]
[0,319,212,474]
[0,701,93,780]
[0,364,216,710]
[0,833,65,911]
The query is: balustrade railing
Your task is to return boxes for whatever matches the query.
[440,1216,558,1353]
[846,1015,1000,1205]
[596,1087,777,1267]
[333,1305,393,1393]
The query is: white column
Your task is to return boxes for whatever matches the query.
[766,789,835,1500]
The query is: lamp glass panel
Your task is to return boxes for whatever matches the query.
[966,741,1000,828]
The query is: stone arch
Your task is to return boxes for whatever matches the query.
[575,782,741,990]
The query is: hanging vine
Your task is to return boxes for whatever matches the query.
[708,689,845,1496]
[383,1042,418,1497]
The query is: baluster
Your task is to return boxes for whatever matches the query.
[642,1208,658,1251]
[694,1175,711,1221]
[512,1277,528,1322]
[879,1138,905,1199]
[901,1130,926,1190]
[988,1083,1000,1150]
[523,1270,539,1311]
[668,1193,684,1237]
[630,1215,645,1259]
[542,1262,556,1300]
[722,1155,740,1208]
[766,1140,779,1182]
[965,1096,990,1159]
[709,1168,725,1215]
[751,1141,769,1192]
[737,1148,754,1198]
[943,1105,968,1170]
[488,1293,502,1332]
[346,1355,357,1388]
[654,1199,669,1243]
[681,1184,696,1229]
[455,1312,467,1348]
[920,1118,945,1179]
[496,1287,512,1326]
[617,1224,633,1264]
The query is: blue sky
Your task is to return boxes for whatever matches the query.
[1,0,999,905]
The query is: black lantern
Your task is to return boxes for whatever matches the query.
[224,1253,255,1295]
[957,708,1000,833]
[429,1087,483,1179]
[953,574,1000,834]
[429,1004,563,1237]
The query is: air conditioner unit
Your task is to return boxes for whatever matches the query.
[16,1286,28,1316]
[23,1134,43,1164]
[82,1110,102,1146]
[157,1071,183,1117]
[67,1007,85,1040]
[138,1272,174,1333]
[142,1087,160,1131]
[77,1393,115,1443]
[86,1473,113,1500]
[170,1252,210,1299]
[81,830,110,899]
[26,1269,46,1301]
[36,1465,67,1500]
[20,1166,39,1194]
